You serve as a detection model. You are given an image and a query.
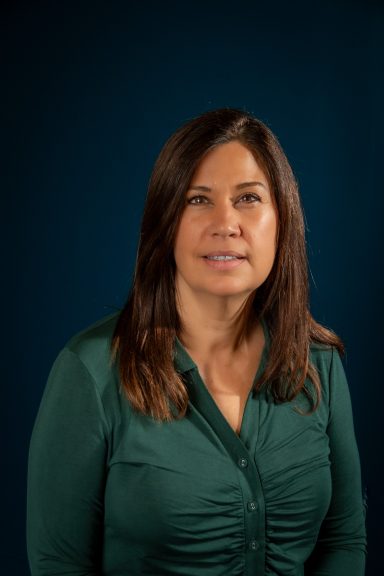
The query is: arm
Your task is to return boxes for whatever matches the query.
[27,348,109,576]
[305,348,367,575]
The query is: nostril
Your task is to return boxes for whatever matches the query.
[211,224,241,238]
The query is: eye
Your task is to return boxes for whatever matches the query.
[187,195,209,205]
[236,193,261,204]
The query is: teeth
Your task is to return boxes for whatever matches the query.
[206,255,238,261]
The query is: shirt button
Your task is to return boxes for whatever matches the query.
[238,457,248,468]
[249,539,259,551]
[247,500,257,512]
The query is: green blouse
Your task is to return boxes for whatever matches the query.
[27,314,366,575]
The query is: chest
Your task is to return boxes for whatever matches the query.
[104,394,331,574]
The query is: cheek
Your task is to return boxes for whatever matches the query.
[250,211,278,252]
[175,216,201,253]
[271,218,279,254]
[174,217,195,263]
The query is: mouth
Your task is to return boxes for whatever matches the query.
[205,255,243,261]
[203,252,245,261]
[202,252,246,270]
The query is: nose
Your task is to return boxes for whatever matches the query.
[209,203,241,238]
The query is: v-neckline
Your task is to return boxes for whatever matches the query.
[175,318,270,445]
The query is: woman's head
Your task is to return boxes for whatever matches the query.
[113,108,343,420]
[136,107,306,322]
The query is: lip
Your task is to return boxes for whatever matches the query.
[202,251,246,270]
[203,251,246,258]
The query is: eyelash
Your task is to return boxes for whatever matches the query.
[187,195,208,205]
[187,193,261,205]
[237,193,261,203]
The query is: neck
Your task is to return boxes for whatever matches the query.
[177,290,254,357]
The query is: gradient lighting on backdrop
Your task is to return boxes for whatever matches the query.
[1,1,382,574]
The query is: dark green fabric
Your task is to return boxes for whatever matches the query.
[27,314,366,575]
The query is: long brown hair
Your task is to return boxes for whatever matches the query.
[112,108,343,420]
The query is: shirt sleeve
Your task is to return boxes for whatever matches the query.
[305,348,367,575]
[27,348,109,576]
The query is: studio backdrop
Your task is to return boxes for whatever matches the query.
[1,1,382,574]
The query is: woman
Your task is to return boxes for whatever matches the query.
[27,108,367,575]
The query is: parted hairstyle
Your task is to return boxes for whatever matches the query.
[112,108,343,421]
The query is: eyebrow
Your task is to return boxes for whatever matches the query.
[188,181,267,192]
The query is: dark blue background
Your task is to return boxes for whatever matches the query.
[2,1,383,574]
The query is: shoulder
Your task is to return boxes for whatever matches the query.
[56,312,121,399]
[309,342,344,377]
[308,342,349,412]
[33,314,124,456]
[65,312,119,368]
[309,341,334,372]
[66,311,119,350]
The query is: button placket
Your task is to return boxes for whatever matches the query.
[185,364,266,575]
[233,449,265,573]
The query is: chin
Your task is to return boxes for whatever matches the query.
[201,283,256,300]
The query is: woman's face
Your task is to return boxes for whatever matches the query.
[174,140,278,304]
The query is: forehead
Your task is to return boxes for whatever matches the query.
[190,141,267,184]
